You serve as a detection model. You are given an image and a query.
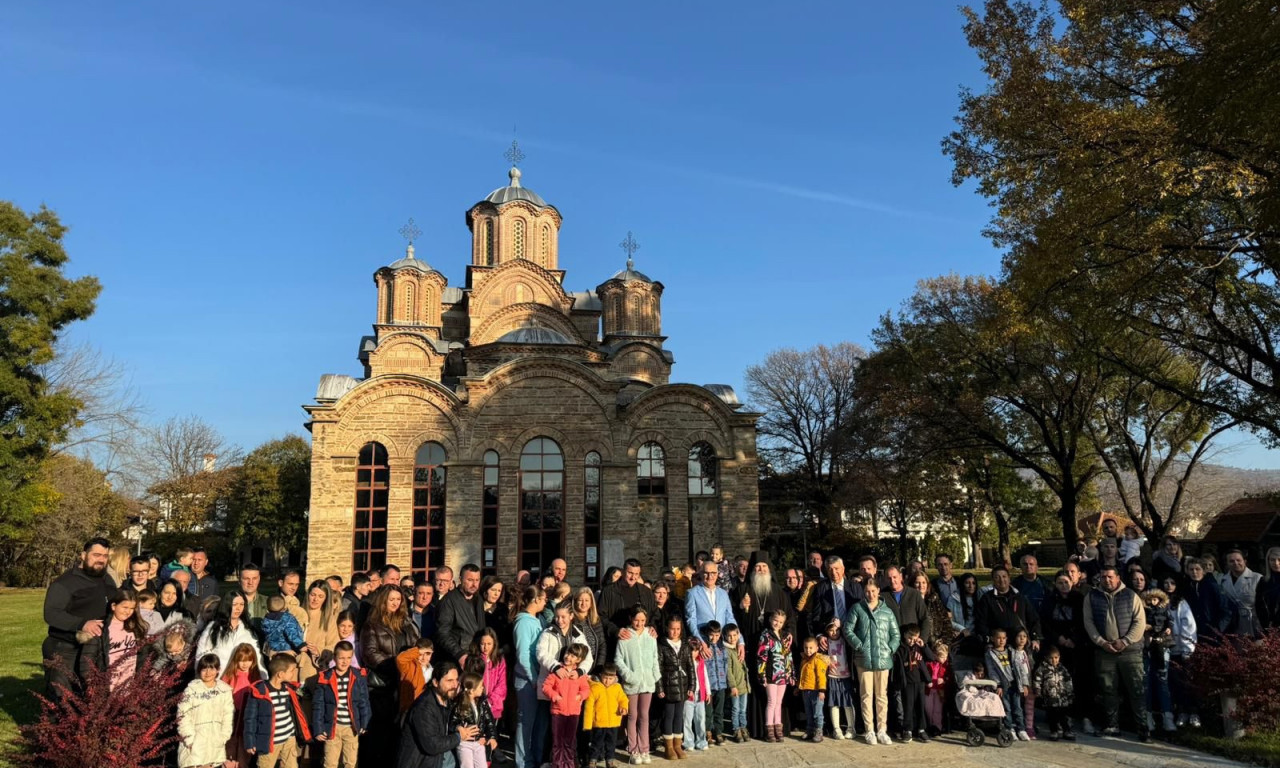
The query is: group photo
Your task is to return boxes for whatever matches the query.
[5,3,1280,768]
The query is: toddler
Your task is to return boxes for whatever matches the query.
[955,662,1005,719]
[723,624,750,742]
[895,623,935,742]
[1120,525,1146,563]
[924,640,950,734]
[1032,646,1075,740]
[797,636,830,742]
[261,595,306,657]
[542,644,591,768]
[584,664,628,768]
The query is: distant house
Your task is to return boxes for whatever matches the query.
[1201,496,1280,556]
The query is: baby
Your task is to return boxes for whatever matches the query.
[1119,525,1146,563]
[955,662,1006,720]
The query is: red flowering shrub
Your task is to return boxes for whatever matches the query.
[20,645,187,768]
[1183,630,1280,733]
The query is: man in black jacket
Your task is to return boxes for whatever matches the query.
[597,559,658,655]
[397,661,474,768]
[882,565,932,640]
[974,565,1042,651]
[435,563,483,662]
[42,537,114,698]
[807,556,864,643]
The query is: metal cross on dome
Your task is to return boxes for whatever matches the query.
[619,231,640,268]
[504,140,525,168]
[398,217,422,246]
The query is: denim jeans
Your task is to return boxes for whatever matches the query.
[515,680,548,768]
[730,693,749,731]
[1146,647,1172,714]
[802,690,825,734]
[1001,687,1026,730]
[682,701,707,749]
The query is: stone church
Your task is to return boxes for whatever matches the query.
[303,156,760,583]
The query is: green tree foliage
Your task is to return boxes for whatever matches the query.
[227,435,310,567]
[0,202,100,542]
[945,0,1280,441]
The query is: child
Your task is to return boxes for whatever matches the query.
[221,643,261,768]
[824,619,855,739]
[721,624,749,745]
[894,623,936,743]
[313,641,371,768]
[701,621,729,746]
[683,641,711,751]
[336,611,361,668]
[797,636,830,742]
[656,615,695,759]
[956,662,1006,719]
[136,589,166,636]
[243,654,312,768]
[1032,646,1075,740]
[710,546,735,591]
[985,628,1028,741]
[450,672,498,768]
[924,640,950,735]
[542,643,591,768]
[756,609,795,743]
[160,548,194,583]
[460,629,507,720]
[78,589,147,690]
[1161,576,1199,729]
[584,663,629,768]
[176,653,235,768]
[262,594,307,658]
[614,606,660,763]
[396,637,436,714]
[1120,525,1146,564]
[1143,587,1174,732]
[1011,629,1035,739]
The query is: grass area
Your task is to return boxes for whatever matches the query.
[0,589,49,767]
[1173,730,1280,768]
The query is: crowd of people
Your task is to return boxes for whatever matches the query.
[39,527,1280,768]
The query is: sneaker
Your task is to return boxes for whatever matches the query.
[813,733,824,743]
[864,732,877,746]
[1140,729,1153,744]
[915,730,929,743]
[1146,712,1156,731]
[902,733,913,744]
[877,732,892,745]
[642,754,652,764]
[1163,712,1176,731]
[1103,726,1121,737]
[1083,718,1098,736]
[1063,727,1076,741]
[1048,729,1062,741]
[629,756,641,765]
[1189,715,1202,728]
[1017,730,1030,741]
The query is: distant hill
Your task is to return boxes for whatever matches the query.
[1092,462,1280,536]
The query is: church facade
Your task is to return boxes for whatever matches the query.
[304,158,760,583]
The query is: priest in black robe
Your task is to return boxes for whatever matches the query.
[732,550,797,738]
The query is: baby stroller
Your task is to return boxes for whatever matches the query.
[955,677,1013,748]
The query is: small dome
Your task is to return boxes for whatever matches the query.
[609,265,654,283]
[386,245,437,272]
[485,167,549,208]
[497,325,573,345]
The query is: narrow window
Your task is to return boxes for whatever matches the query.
[484,219,494,265]
[637,442,669,563]
[584,452,602,585]
[519,437,564,576]
[513,219,526,260]
[411,442,447,581]
[353,443,389,573]
[687,443,719,563]
[482,450,500,577]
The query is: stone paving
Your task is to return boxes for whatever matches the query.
[655,731,1247,768]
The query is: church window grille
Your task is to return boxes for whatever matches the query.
[403,284,415,323]
[353,442,389,573]
[584,452,602,585]
[540,225,550,266]
[513,219,526,260]
[412,442,447,581]
[482,450,500,577]
[519,437,564,576]
[484,219,494,265]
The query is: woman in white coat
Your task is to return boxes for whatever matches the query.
[194,590,265,676]
[536,602,594,700]
[176,654,235,768]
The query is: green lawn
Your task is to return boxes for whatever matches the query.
[0,589,49,767]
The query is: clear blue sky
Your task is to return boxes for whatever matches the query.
[5,2,1278,468]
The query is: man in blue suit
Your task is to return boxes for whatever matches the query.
[687,561,736,647]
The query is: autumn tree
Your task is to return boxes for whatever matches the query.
[0,203,100,544]
[745,343,865,537]
[227,435,311,567]
[945,0,1280,441]
[132,415,240,534]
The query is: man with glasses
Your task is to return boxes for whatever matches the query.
[686,561,736,652]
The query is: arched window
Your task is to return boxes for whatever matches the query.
[482,450,500,577]
[484,219,495,265]
[383,283,395,324]
[610,295,624,332]
[584,452,602,584]
[353,442,389,572]
[637,442,666,496]
[519,437,563,575]
[412,442,447,580]
[403,284,415,323]
[627,294,641,331]
[540,225,550,266]
[513,219,526,260]
[688,443,719,562]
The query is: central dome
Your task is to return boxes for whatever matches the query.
[485,167,549,208]
[497,325,572,345]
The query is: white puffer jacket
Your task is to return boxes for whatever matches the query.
[176,678,234,768]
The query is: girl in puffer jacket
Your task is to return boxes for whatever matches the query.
[1158,577,1199,729]
[176,653,235,768]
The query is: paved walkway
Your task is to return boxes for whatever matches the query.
[663,732,1246,768]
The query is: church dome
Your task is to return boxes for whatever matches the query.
[385,245,437,273]
[485,167,549,208]
[609,264,654,283]
[497,325,573,345]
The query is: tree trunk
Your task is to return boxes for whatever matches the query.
[1058,490,1080,554]
[994,508,1011,568]
[966,505,985,569]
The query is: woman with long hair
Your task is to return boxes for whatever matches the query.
[156,578,190,623]
[359,583,420,763]
[913,572,954,647]
[107,545,134,588]
[512,585,549,768]
[1256,546,1280,631]
[480,575,512,652]
[195,590,264,677]
[300,579,341,685]
[572,586,606,673]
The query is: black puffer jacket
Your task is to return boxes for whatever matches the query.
[656,637,694,700]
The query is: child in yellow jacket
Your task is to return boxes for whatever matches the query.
[584,664,629,768]
[797,637,830,742]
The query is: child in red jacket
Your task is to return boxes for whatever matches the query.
[542,643,591,768]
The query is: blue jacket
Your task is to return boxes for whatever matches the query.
[513,612,544,685]
[261,611,306,654]
[703,637,728,691]
[312,667,372,738]
[243,680,312,754]
[685,586,735,638]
